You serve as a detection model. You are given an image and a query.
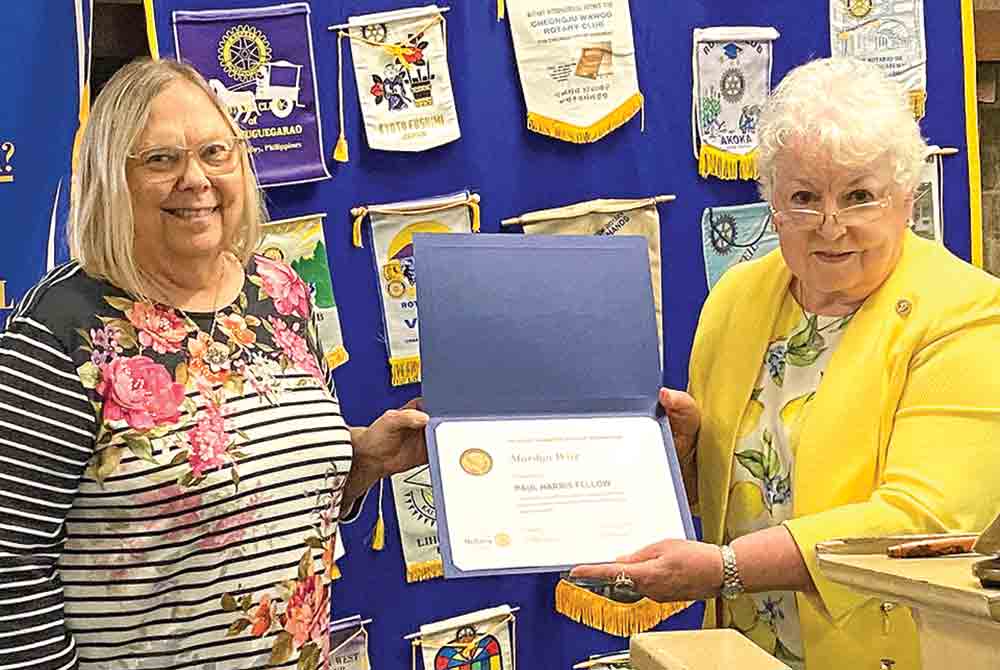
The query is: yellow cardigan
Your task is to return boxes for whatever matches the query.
[688,231,1000,669]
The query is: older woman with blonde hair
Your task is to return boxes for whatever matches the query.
[0,58,427,669]
[574,57,1000,669]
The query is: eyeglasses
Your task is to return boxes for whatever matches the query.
[769,195,892,232]
[127,137,244,183]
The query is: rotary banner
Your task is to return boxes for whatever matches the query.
[830,0,927,119]
[391,464,443,582]
[173,3,331,187]
[333,5,460,157]
[1,1,90,327]
[352,191,480,386]
[412,606,516,670]
[502,196,671,363]
[329,616,372,670]
[700,202,780,291]
[506,0,644,143]
[692,27,780,180]
[259,214,348,369]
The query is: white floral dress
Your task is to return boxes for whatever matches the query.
[723,289,855,669]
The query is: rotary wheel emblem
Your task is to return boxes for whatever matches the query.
[710,214,738,254]
[720,68,746,104]
[847,0,873,18]
[218,24,272,82]
[362,23,389,43]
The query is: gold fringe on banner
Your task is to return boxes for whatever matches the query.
[369,478,386,551]
[325,347,349,370]
[390,356,421,387]
[698,145,758,181]
[526,92,644,144]
[406,559,444,583]
[554,579,692,637]
[497,0,505,21]
[910,90,927,121]
[329,562,342,581]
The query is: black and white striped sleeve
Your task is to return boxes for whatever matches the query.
[0,314,95,670]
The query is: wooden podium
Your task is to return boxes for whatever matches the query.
[817,535,1000,670]
[630,629,791,670]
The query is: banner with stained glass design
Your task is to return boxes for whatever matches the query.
[413,606,515,670]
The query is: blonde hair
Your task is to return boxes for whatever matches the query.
[756,57,928,201]
[68,58,267,300]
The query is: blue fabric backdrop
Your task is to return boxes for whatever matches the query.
[1,0,972,667]
[0,1,89,312]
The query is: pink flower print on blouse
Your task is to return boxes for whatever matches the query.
[126,302,192,354]
[186,402,231,477]
[282,574,330,654]
[250,595,275,637]
[97,356,186,430]
[268,317,323,381]
[89,325,124,367]
[255,254,312,320]
[135,485,205,539]
[197,494,262,550]
[217,312,257,347]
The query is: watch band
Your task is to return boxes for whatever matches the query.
[719,544,745,600]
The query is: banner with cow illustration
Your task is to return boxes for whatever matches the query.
[173,2,331,187]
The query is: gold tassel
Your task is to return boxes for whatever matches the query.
[351,207,368,248]
[910,89,927,121]
[467,194,481,233]
[405,559,444,583]
[329,562,342,581]
[698,145,758,181]
[324,347,349,370]
[334,30,350,163]
[334,135,349,163]
[526,92,643,144]
[390,356,421,386]
[369,478,386,551]
[554,579,692,637]
[497,0,505,21]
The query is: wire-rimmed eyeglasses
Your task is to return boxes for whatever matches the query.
[769,195,893,232]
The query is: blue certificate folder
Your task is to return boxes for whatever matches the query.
[413,233,695,578]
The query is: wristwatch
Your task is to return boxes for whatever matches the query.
[718,544,745,600]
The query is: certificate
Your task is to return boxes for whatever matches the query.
[434,416,687,572]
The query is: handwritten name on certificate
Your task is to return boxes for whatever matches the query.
[434,416,687,572]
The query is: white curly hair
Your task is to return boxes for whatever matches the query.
[756,57,928,201]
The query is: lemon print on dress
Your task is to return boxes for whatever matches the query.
[726,480,766,537]
[726,595,778,652]
[780,391,815,453]
[737,387,764,439]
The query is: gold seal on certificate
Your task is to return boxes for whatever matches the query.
[459,448,493,476]
[434,416,688,573]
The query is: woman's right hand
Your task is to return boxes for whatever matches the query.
[658,388,701,463]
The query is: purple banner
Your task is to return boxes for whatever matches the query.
[173,3,331,187]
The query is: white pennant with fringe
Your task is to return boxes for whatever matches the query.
[692,27,779,180]
[352,191,480,386]
[409,605,517,670]
[830,0,927,119]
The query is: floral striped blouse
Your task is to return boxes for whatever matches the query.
[0,255,352,670]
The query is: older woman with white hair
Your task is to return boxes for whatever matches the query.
[573,57,1000,669]
[0,58,427,669]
